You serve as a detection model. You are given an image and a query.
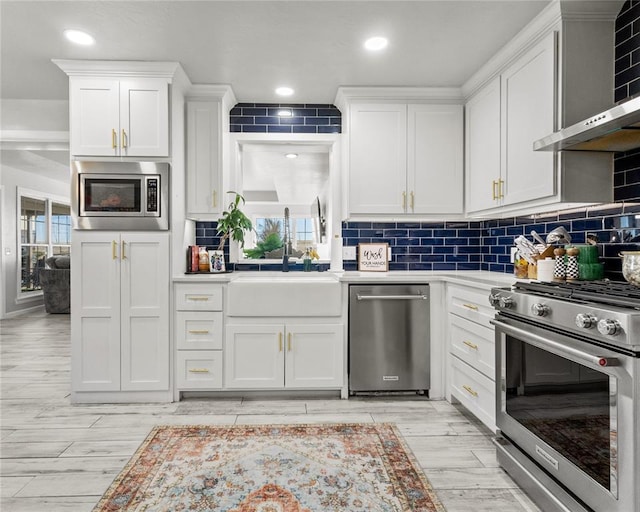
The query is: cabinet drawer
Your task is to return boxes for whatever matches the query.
[176,312,223,350]
[451,356,496,432]
[176,351,223,389]
[450,314,495,379]
[448,284,495,328]
[175,284,223,311]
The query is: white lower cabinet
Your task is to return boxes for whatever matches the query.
[447,283,496,431]
[450,356,496,430]
[225,323,344,389]
[174,283,224,392]
[71,232,170,398]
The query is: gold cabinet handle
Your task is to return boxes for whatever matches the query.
[188,329,210,334]
[462,303,478,311]
[463,340,478,350]
[498,179,504,199]
[112,240,118,260]
[212,190,217,208]
[279,332,283,352]
[287,332,292,352]
[410,191,415,212]
[188,368,210,374]
[402,191,406,211]
[187,296,210,301]
[121,129,127,149]
[111,129,117,149]
[121,240,126,259]
[492,180,498,200]
[463,385,479,397]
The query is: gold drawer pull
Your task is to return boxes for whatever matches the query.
[287,332,292,352]
[279,332,283,352]
[188,296,210,301]
[462,303,478,311]
[188,368,210,374]
[188,329,210,334]
[463,385,478,397]
[463,340,478,350]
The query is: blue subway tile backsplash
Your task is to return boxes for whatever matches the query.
[230,103,341,134]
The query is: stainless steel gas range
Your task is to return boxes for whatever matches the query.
[490,281,640,512]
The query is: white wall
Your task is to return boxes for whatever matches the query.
[1,98,70,318]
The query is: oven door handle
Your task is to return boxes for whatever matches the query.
[491,318,620,368]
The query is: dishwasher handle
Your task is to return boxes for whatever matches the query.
[356,294,428,301]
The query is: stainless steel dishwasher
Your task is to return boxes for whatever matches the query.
[349,284,430,394]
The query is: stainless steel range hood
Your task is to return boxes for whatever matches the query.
[534,95,640,152]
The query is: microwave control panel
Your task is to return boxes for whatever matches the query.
[146,177,159,214]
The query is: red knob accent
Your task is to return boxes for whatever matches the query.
[598,358,607,367]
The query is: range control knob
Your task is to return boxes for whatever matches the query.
[531,303,549,317]
[576,313,597,329]
[488,294,500,307]
[597,319,621,336]
[498,296,514,309]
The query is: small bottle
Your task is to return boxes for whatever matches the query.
[303,248,312,272]
[198,247,209,272]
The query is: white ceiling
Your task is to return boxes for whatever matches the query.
[1,0,551,104]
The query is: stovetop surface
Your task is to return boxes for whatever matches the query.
[513,280,640,310]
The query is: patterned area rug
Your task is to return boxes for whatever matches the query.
[94,423,445,512]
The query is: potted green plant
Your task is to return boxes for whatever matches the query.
[216,192,253,254]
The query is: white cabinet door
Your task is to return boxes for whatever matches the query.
[120,79,169,157]
[465,77,502,213]
[120,233,169,391]
[70,79,120,157]
[71,232,169,393]
[285,324,343,388]
[186,101,221,218]
[349,104,407,214]
[225,325,284,389]
[69,78,169,157]
[71,232,121,391]
[408,104,463,214]
[501,32,556,206]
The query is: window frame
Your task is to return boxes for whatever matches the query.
[16,187,71,301]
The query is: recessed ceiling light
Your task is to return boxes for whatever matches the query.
[275,87,294,97]
[277,109,293,117]
[364,36,388,51]
[285,153,298,159]
[63,29,95,46]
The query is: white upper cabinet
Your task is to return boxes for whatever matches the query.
[54,60,181,159]
[337,88,464,219]
[349,103,407,215]
[465,77,501,213]
[70,78,169,157]
[463,3,617,217]
[184,86,236,220]
[408,104,463,215]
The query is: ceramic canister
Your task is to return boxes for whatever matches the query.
[537,258,555,282]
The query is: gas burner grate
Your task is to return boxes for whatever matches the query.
[514,280,640,309]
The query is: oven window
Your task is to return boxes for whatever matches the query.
[505,336,612,490]
[84,179,140,212]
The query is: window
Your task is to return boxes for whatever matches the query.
[18,190,71,296]
[241,215,316,260]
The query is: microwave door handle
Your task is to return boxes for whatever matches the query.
[491,318,620,369]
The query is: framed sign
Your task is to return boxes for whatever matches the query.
[358,243,389,272]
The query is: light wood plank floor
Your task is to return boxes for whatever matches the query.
[0,309,542,512]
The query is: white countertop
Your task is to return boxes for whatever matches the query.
[173,270,517,289]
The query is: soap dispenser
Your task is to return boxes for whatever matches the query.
[303,248,312,272]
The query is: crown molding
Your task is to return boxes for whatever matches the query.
[52,59,183,81]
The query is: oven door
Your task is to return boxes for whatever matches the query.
[493,314,633,512]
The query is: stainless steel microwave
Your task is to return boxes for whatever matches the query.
[71,161,169,230]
